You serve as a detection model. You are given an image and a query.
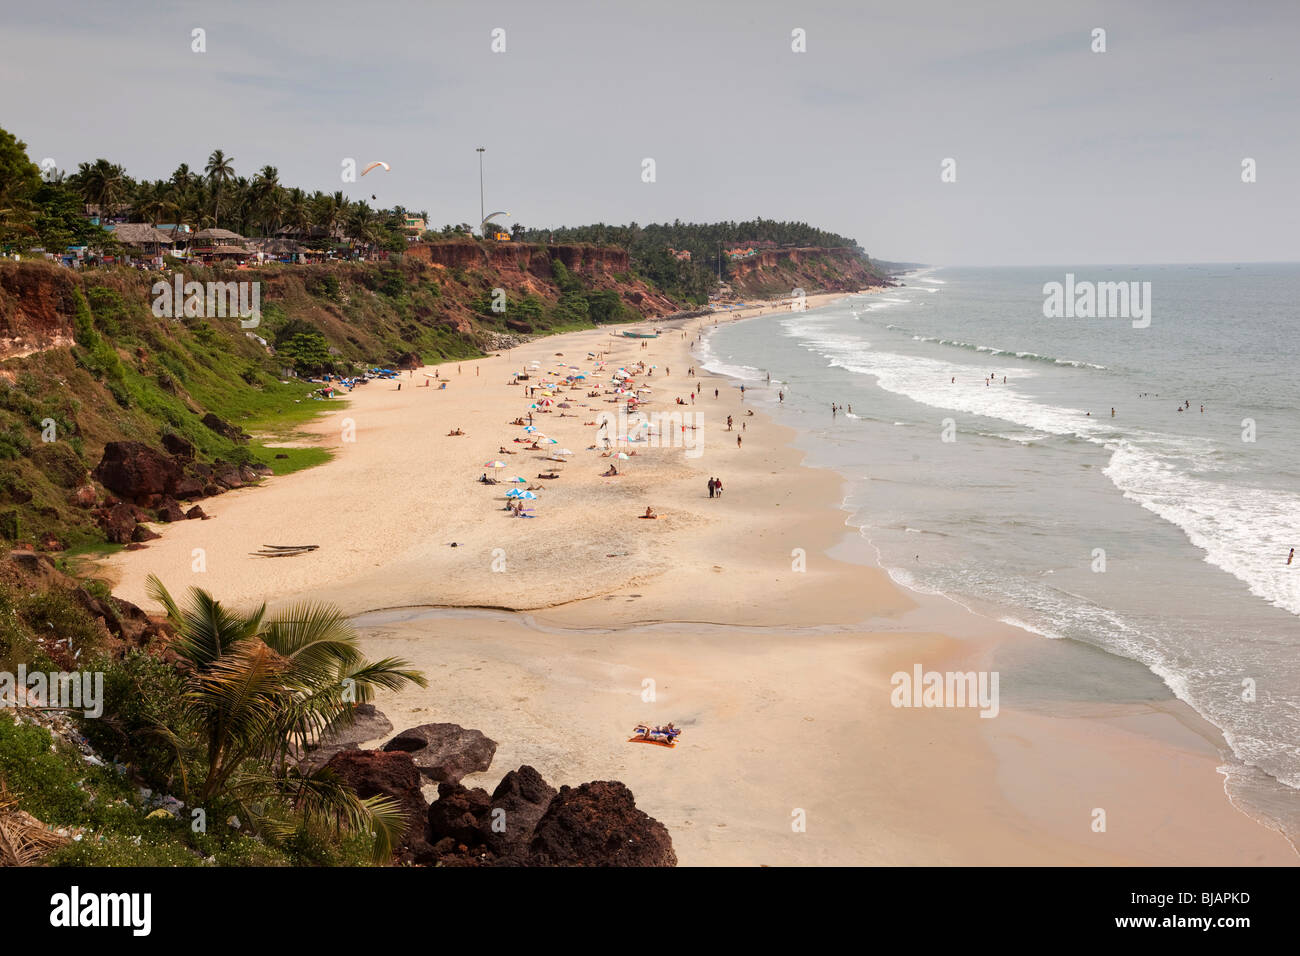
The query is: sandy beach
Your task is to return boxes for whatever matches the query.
[99,291,1298,866]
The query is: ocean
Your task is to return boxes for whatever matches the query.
[699,263,1300,848]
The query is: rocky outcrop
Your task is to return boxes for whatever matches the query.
[427,782,493,848]
[90,442,265,532]
[425,764,558,862]
[295,704,394,773]
[421,766,673,867]
[528,781,676,867]
[382,722,497,784]
[92,442,185,502]
[161,433,194,459]
[322,749,432,863]
[201,413,250,443]
[96,501,149,545]
[485,765,558,857]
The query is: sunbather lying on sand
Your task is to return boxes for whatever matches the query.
[447,428,465,436]
[601,465,619,477]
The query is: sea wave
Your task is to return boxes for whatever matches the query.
[1103,441,1300,617]
[879,325,1106,369]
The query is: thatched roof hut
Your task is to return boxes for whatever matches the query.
[109,223,178,251]
[193,227,245,242]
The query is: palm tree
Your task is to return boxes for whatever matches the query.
[254,165,283,236]
[204,149,235,225]
[284,187,310,235]
[144,575,428,863]
[76,159,127,219]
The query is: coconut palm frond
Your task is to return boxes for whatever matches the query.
[255,769,408,865]
[261,601,363,679]
[145,573,183,624]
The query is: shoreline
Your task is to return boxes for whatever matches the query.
[98,290,1298,865]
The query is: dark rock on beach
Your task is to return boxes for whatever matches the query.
[323,749,432,863]
[527,781,677,867]
[97,501,146,544]
[420,766,671,867]
[156,498,186,523]
[485,764,558,857]
[382,722,497,784]
[427,782,493,847]
[93,441,184,501]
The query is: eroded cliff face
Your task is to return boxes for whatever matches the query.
[406,240,630,277]
[726,247,888,298]
[405,240,681,319]
[0,261,78,360]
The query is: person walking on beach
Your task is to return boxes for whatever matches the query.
[708,477,716,498]
[1289,548,1295,566]
[779,391,784,403]
[736,435,742,448]
[715,477,723,497]
[714,388,719,399]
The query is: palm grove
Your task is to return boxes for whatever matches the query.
[0,127,437,256]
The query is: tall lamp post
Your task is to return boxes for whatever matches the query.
[476,147,486,237]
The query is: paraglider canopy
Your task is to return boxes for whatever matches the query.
[480,211,510,237]
[361,161,390,176]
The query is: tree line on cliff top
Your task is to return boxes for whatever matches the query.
[0,128,419,256]
[514,219,876,303]
[0,126,879,304]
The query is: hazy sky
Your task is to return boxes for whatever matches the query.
[4,0,1297,265]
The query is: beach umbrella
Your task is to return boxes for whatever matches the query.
[505,489,524,499]
[485,460,507,469]
[521,491,537,500]
[523,425,537,432]
[616,452,630,460]
[511,476,526,482]
[557,448,573,455]
[545,437,558,444]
